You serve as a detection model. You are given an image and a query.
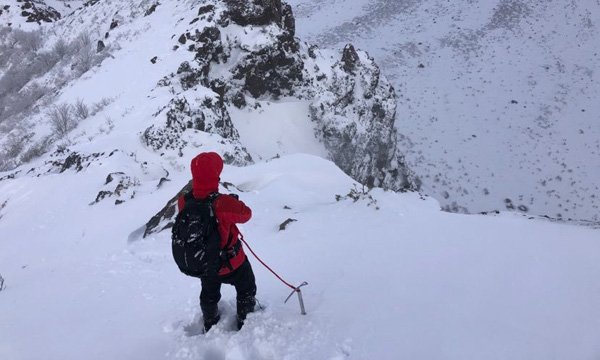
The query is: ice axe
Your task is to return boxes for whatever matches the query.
[284,281,308,315]
[239,236,308,315]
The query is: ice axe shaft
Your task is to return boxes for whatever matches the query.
[239,236,308,315]
[285,282,308,315]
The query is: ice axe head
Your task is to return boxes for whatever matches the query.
[284,282,308,315]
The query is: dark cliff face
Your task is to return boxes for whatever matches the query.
[231,40,304,99]
[223,0,295,37]
[225,0,301,99]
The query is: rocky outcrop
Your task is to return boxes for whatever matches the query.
[222,0,295,37]
[83,0,100,7]
[309,45,417,190]
[145,0,416,190]
[141,0,417,235]
[93,172,139,206]
[223,0,283,27]
[17,0,61,24]
[143,93,252,165]
[139,0,417,238]
[90,0,417,242]
[232,41,304,99]
[143,180,192,238]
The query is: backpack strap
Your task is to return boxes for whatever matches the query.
[183,191,218,206]
[183,191,195,204]
[207,192,239,272]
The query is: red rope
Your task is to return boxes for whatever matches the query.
[239,236,298,291]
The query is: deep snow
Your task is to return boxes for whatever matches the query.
[1,154,600,360]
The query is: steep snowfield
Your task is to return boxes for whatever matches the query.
[286,0,600,222]
[228,100,328,161]
[1,1,600,359]
[1,153,600,360]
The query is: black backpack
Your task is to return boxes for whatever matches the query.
[172,192,222,277]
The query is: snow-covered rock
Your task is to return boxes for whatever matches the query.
[1,0,418,194]
[0,0,61,27]
[309,44,418,190]
[149,0,416,191]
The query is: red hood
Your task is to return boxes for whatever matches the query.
[191,152,223,198]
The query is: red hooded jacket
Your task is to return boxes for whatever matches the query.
[177,152,252,276]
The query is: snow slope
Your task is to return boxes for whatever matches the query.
[2,0,412,189]
[0,1,599,359]
[286,0,600,222]
[1,153,600,360]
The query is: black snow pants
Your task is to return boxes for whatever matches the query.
[200,257,257,327]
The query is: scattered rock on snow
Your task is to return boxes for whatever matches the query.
[279,218,297,231]
[17,0,61,24]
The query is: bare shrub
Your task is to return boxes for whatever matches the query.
[0,156,14,172]
[5,28,19,49]
[75,44,95,74]
[91,97,113,115]
[23,83,48,103]
[73,98,89,120]
[38,51,60,69]
[51,38,69,60]
[74,30,93,52]
[0,83,49,124]
[0,43,13,68]
[0,66,29,97]
[3,133,25,159]
[21,136,52,163]
[0,26,11,38]
[48,103,76,138]
[12,29,44,52]
[105,116,115,131]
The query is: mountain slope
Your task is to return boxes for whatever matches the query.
[286,0,600,222]
[0,1,599,359]
[0,0,416,191]
[1,154,600,359]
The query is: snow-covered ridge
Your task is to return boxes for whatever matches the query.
[0,0,417,198]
